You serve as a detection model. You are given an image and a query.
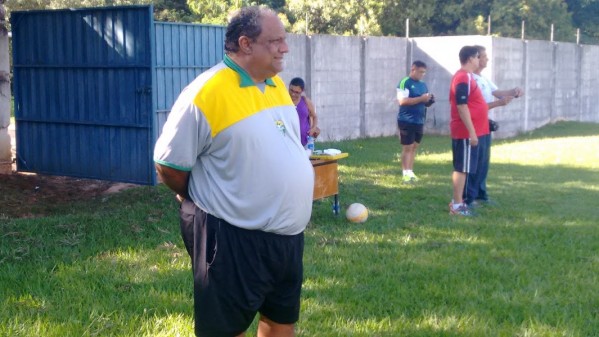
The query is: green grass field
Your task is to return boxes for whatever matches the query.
[1,121,598,337]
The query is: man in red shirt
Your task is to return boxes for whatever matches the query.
[448,46,489,216]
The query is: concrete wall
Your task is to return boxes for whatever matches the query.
[364,36,408,138]
[280,34,599,141]
[491,37,526,137]
[580,45,599,122]
[279,34,308,93]
[310,35,363,141]
[554,43,579,121]
[410,36,489,134]
[281,34,363,142]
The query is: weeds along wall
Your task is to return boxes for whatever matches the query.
[279,34,599,141]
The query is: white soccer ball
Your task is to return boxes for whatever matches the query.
[346,203,368,223]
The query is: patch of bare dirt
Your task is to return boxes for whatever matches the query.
[0,171,137,219]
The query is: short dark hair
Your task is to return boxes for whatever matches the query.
[289,77,305,90]
[412,60,427,68]
[225,6,273,53]
[459,46,479,65]
[473,45,487,55]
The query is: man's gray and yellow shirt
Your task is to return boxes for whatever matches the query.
[154,55,314,235]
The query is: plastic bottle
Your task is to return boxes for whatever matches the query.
[305,136,315,156]
[306,136,315,151]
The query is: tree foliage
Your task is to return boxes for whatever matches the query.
[378,0,436,37]
[154,0,197,22]
[5,0,199,24]
[4,0,598,44]
[185,0,286,25]
[284,0,382,36]
[566,0,599,44]
[490,0,575,41]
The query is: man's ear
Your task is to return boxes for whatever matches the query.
[238,36,252,54]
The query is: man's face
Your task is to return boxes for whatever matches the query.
[478,50,489,70]
[411,66,427,81]
[248,13,289,79]
[289,85,303,101]
[469,52,480,70]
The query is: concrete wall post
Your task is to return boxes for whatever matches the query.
[0,0,12,174]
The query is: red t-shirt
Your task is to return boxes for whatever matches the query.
[449,70,489,138]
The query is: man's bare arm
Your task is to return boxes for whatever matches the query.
[488,96,514,110]
[305,96,320,138]
[155,164,190,200]
[456,104,478,146]
[493,87,524,99]
[398,93,431,106]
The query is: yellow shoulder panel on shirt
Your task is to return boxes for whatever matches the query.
[194,68,293,137]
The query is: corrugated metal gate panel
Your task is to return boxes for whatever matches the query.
[11,6,155,184]
[11,7,226,184]
[154,22,225,136]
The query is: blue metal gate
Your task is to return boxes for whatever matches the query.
[11,6,155,184]
[11,6,226,185]
[153,22,225,138]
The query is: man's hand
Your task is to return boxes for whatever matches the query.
[470,134,479,147]
[424,93,435,107]
[513,87,524,98]
[420,93,432,103]
[309,126,321,138]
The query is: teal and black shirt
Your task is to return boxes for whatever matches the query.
[397,77,429,125]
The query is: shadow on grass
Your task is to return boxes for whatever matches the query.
[0,186,195,335]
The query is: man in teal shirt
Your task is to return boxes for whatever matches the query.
[396,60,435,183]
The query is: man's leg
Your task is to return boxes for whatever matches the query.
[409,142,420,170]
[399,123,416,182]
[410,124,424,174]
[452,171,467,204]
[451,138,477,215]
[476,134,491,201]
[452,138,470,205]
[463,135,487,205]
[257,231,303,337]
[401,143,415,170]
[257,316,295,337]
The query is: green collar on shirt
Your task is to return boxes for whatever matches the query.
[223,54,276,88]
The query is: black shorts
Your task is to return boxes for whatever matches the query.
[179,200,304,337]
[452,138,479,174]
[397,122,424,145]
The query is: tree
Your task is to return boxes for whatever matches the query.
[186,0,288,26]
[436,0,491,35]
[154,0,198,22]
[186,0,235,25]
[490,0,575,42]
[5,0,196,24]
[4,0,589,44]
[377,0,436,37]
[566,0,599,44]
[286,0,381,36]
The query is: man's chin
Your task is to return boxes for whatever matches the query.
[273,60,285,73]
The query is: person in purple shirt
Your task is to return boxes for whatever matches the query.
[289,77,320,146]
